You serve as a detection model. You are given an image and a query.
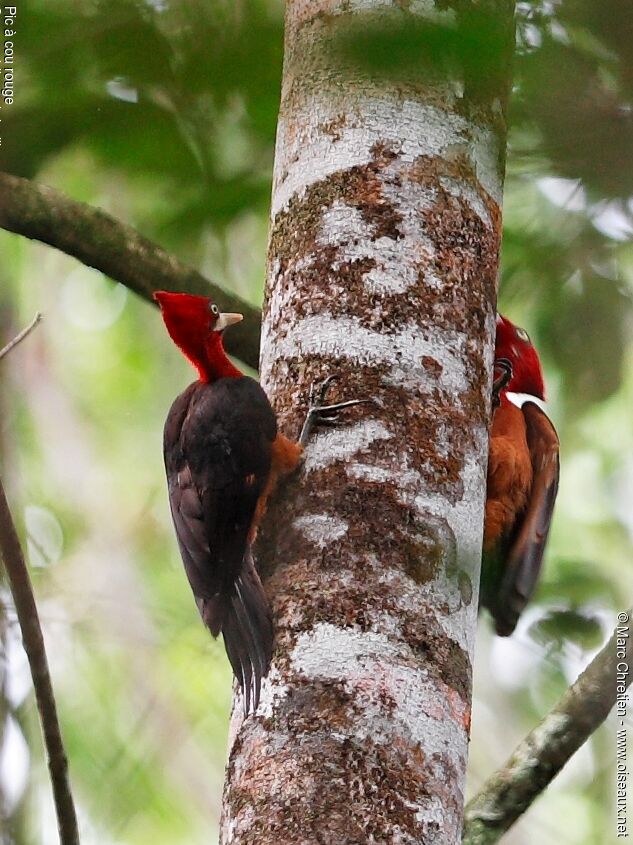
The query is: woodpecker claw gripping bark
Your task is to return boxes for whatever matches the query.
[299,374,372,447]
[481,315,560,636]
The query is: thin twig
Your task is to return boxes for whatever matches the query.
[0,475,80,843]
[0,312,42,360]
[463,610,633,844]
[0,171,261,370]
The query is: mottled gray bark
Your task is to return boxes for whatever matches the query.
[221,2,514,843]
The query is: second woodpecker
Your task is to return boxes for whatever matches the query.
[481,314,560,635]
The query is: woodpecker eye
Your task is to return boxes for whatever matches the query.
[209,303,220,317]
[516,327,530,343]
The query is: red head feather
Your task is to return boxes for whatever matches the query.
[154,291,243,382]
[495,314,546,401]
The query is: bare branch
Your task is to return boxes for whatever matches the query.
[0,172,261,370]
[463,611,633,844]
[0,475,80,845]
[0,312,42,360]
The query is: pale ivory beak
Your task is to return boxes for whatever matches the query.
[215,312,243,331]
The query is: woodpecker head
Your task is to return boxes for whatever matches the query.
[495,314,546,401]
[154,291,243,381]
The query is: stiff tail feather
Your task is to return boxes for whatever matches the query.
[199,550,273,715]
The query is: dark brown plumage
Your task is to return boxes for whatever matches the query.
[163,377,278,711]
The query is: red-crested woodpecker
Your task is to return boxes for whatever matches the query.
[481,314,560,635]
[155,291,364,712]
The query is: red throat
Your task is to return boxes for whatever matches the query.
[197,332,243,382]
[154,291,242,382]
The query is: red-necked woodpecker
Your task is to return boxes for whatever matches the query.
[155,291,365,712]
[481,314,560,635]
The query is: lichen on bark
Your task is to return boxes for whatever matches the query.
[221,2,514,843]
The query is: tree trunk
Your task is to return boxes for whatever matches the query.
[221,2,514,842]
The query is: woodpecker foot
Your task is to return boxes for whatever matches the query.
[298,375,372,447]
[492,357,513,409]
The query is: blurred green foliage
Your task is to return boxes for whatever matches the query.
[330,6,515,102]
[0,1,632,844]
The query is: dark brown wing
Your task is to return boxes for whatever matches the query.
[494,401,559,635]
[163,376,277,711]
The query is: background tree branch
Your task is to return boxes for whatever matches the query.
[0,320,80,845]
[0,312,42,361]
[0,172,262,370]
[463,610,633,844]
